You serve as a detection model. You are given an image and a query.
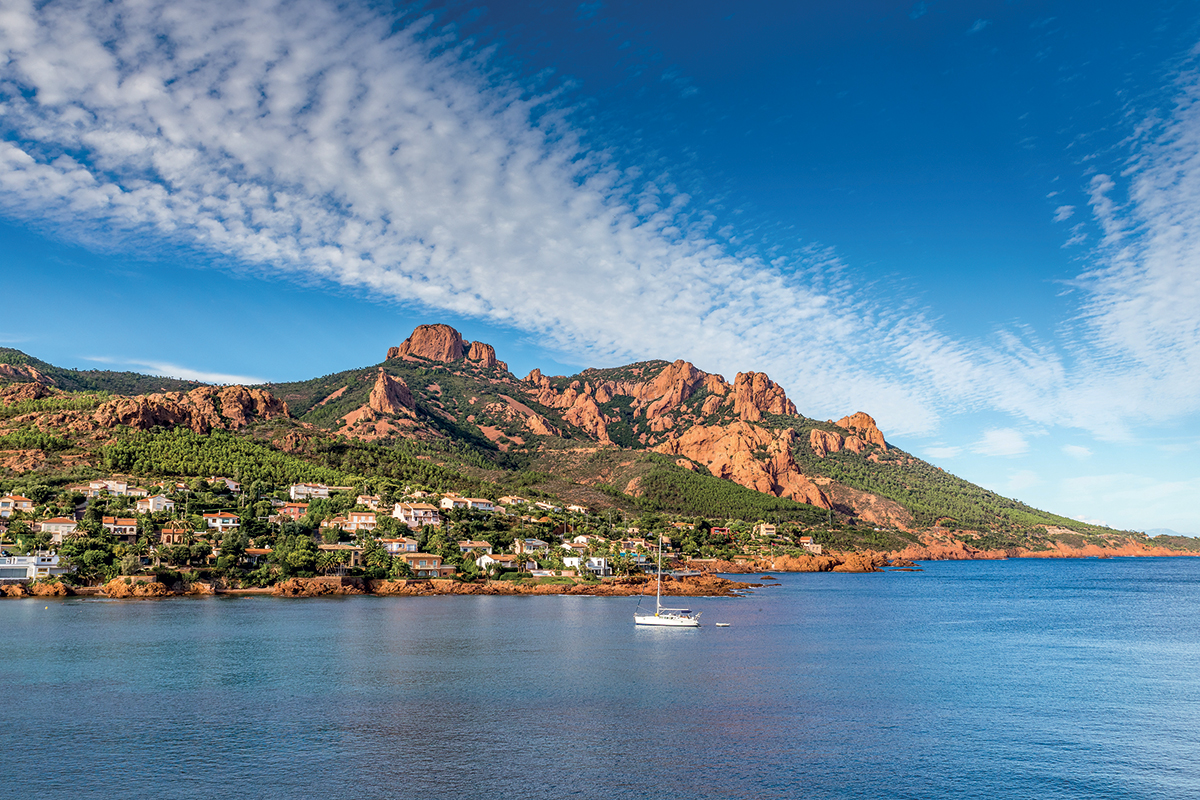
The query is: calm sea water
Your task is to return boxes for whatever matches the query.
[3,558,1199,800]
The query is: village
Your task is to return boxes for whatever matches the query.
[0,476,825,589]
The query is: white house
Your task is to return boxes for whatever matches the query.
[203,512,240,532]
[475,553,537,572]
[0,552,71,580]
[38,517,78,543]
[380,537,419,555]
[458,540,493,556]
[513,538,550,555]
[136,495,175,514]
[290,483,330,501]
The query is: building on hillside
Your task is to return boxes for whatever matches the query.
[0,552,71,580]
[207,477,242,494]
[497,495,528,506]
[102,517,139,544]
[38,517,78,543]
[573,534,606,546]
[513,538,549,555]
[753,523,777,538]
[87,479,148,497]
[278,503,309,521]
[0,495,34,518]
[356,495,381,510]
[475,553,536,572]
[458,540,492,556]
[136,495,175,514]
[393,502,441,529]
[346,511,377,532]
[562,555,612,576]
[438,495,492,511]
[799,536,823,555]
[561,542,588,556]
[317,543,363,568]
[399,552,455,577]
[380,537,419,555]
[566,504,588,514]
[289,483,330,501]
[160,525,190,546]
[203,512,239,532]
[534,502,561,513]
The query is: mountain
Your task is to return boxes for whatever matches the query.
[0,324,1165,552]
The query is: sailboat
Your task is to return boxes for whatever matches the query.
[634,532,701,627]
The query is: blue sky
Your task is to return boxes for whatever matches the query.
[1,0,1198,534]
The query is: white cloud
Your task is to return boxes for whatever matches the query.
[973,428,1029,457]
[1062,444,1092,459]
[1074,513,1109,527]
[925,445,962,459]
[1053,205,1075,222]
[968,19,992,34]
[0,0,1197,447]
[82,355,263,384]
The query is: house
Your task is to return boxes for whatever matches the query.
[563,556,611,576]
[0,552,71,580]
[356,495,381,510]
[513,538,549,555]
[799,536,823,555]
[317,543,363,568]
[566,504,588,514]
[289,483,330,501]
[136,495,175,514]
[709,527,731,539]
[203,512,239,532]
[458,540,493,556]
[534,501,561,513]
[102,517,139,544]
[439,494,491,511]
[346,511,377,532]
[530,569,576,578]
[476,553,537,572]
[561,542,589,555]
[38,517,78,542]
[753,523,777,538]
[0,495,35,518]
[380,537,419,555]
[160,525,190,546]
[87,479,148,497]
[497,495,528,506]
[573,534,606,546]
[207,477,241,494]
[244,547,272,565]
[278,503,309,521]
[399,552,455,577]
[393,502,441,529]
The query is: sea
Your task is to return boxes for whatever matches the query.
[3,557,1199,800]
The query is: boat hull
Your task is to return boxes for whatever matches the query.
[634,613,701,628]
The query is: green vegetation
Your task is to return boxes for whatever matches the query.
[0,392,108,420]
[0,348,201,394]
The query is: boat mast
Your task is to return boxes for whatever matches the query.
[656,531,663,614]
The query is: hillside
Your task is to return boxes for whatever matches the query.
[0,323,1175,554]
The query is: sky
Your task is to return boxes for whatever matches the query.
[1,0,1198,534]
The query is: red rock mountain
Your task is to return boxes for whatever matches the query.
[386,324,508,372]
[368,369,415,416]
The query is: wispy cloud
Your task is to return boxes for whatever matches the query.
[83,356,263,385]
[925,445,962,459]
[967,19,992,35]
[1053,205,1075,222]
[974,428,1029,457]
[1062,444,1092,459]
[0,0,1198,445]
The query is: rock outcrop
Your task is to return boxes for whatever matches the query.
[733,371,797,421]
[93,386,289,433]
[835,411,888,451]
[0,363,52,385]
[386,324,508,371]
[809,428,844,458]
[0,382,54,403]
[655,421,832,509]
[368,369,415,416]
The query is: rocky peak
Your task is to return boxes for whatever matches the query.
[835,412,888,451]
[733,371,797,422]
[466,341,506,371]
[0,363,52,385]
[368,369,415,416]
[387,324,468,362]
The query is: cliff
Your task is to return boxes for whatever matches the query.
[93,385,290,433]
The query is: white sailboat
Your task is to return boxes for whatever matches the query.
[634,532,700,627]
